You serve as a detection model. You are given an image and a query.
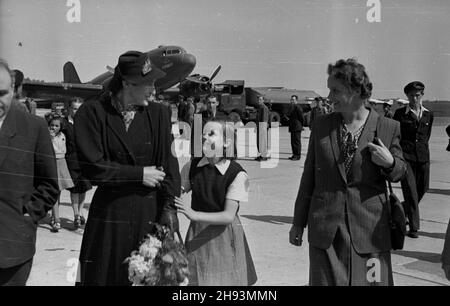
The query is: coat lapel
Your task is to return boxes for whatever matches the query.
[329,113,347,184]
[105,111,136,163]
[0,106,18,169]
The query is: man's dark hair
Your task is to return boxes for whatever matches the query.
[291,95,298,100]
[70,97,84,105]
[13,70,24,91]
[327,58,373,99]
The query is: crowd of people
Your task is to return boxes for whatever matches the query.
[0,53,449,286]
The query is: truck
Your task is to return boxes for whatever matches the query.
[212,80,320,126]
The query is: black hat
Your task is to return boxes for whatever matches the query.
[404,81,425,94]
[13,69,24,89]
[115,51,166,85]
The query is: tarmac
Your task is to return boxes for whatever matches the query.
[26,117,450,286]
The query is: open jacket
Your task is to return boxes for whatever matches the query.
[0,105,59,268]
[293,110,406,254]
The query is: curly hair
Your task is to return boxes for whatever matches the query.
[327,58,373,99]
[46,113,66,130]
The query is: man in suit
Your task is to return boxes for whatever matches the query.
[288,95,304,160]
[0,59,59,285]
[255,95,270,161]
[393,81,433,238]
[309,97,326,130]
[200,95,229,123]
[289,58,406,286]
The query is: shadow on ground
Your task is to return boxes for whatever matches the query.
[427,188,450,196]
[393,250,442,263]
[417,231,446,240]
[241,215,293,224]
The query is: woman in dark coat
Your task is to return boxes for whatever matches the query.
[74,51,181,285]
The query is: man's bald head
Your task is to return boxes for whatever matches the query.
[0,59,15,119]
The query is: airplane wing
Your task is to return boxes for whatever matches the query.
[23,81,104,106]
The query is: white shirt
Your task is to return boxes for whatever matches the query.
[180,157,249,202]
[52,132,67,159]
[406,104,429,120]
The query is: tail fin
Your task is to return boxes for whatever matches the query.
[63,61,81,83]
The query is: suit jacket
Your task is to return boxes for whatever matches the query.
[0,105,59,268]
[289,104,304,133]
[293,110,406,253]
[309,107,326,129]
[393,106,433,162]
[442,219,450,266]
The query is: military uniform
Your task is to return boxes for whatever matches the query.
[393,105,433,232]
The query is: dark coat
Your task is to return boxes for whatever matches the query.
[293,110,406,254]
[74,95,181,285]
[393,106,433,162]
[0,105,59,268]
[442,219,450,265]
[62,119,92,193]
[309,107,325,129]
[288,103,304,133]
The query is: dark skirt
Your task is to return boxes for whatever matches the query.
[67,175,92,194]
[76,187,159,286]
[185,216,257,286]
[309,224,394,286]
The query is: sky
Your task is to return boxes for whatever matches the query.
[1,0,450,100]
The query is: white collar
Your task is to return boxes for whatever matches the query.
[68,116,74,124]
[406,104,429,115]
[197,157,230,175]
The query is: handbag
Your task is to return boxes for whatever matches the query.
[375,116,407,250]
[387,181,407,250]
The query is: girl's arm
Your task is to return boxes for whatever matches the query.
[175,197,239,225]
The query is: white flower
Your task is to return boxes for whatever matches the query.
[180,277,189,286]
[139,236,162,260]
[128,254,151,284]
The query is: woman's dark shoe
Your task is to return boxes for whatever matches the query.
[50,219,60,233]
[407,230,419,238]
[73,216,81,229]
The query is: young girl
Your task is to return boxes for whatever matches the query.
[175,120,257,286]
[48,115,74,232]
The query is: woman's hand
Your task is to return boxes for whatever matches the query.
[174,196,197,222]
[289,225,304,246]
[367,137,394,169]
[142,166,165,188]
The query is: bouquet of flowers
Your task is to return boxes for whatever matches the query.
[125,223,189,286]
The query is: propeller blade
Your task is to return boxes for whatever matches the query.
[209,65,221,82]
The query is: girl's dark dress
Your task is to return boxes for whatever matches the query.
[74,96,180,285]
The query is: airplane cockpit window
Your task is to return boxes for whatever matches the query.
[171,49,181,55]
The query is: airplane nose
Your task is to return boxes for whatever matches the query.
[182,53,196,71]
